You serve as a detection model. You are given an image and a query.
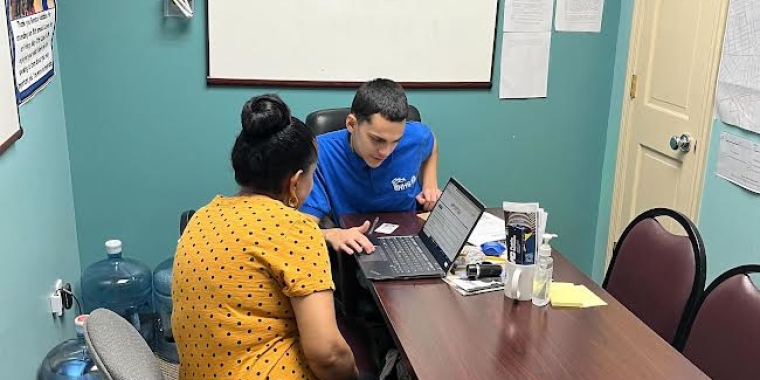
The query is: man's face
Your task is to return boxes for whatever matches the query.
[347,113,405,168]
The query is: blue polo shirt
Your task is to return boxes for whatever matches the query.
[300,121,435,224]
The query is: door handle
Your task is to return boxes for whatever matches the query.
[669,133,693,153]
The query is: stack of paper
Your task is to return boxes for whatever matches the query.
[443,275,504,297]
[467,212,507,246]
[550,282,607,308]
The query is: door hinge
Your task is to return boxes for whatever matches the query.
[629,74,638,99]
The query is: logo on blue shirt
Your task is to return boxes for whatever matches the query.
[392,175,417,192]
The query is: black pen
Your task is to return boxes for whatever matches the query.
[369,217,380,235]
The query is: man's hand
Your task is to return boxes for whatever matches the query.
[416,187,442,211]
[324,221,375,255]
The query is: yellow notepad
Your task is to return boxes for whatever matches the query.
[550,282,585,307]
[550,282,607,308]
[574,285,607,308]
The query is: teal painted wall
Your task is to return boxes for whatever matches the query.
[0,51,82,379]
[699,121,760,280]
[57,0,621,274]
[593,0,635,282]
[592,0,760,283]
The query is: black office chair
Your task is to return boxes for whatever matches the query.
[179,210,195,235]
[305,105,421,136]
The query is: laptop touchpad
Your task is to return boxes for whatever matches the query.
[359,248,388,262]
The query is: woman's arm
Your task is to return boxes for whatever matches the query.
[291,290,359,380]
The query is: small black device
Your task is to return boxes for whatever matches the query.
[465,262,503,280]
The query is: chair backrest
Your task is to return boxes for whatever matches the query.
[603,208,706,347]
[84,308,164,380]
[179,209,195,235]
[305,105,422,136]
[681,265,760,380]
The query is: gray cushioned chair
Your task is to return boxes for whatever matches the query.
[84,308,164,380]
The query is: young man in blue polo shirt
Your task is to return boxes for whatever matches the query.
[300,78,441,254]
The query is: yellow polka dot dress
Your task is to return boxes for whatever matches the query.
[172,195,334,380]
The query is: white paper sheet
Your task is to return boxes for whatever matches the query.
[374,223,399,235]
[503,0,555,32]
[715,0,760,134]
[468,212,507,246]
[555,0,604,33]
[499,32,552,99]
[716,132,760,194]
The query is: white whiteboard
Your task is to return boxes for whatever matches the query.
[207,0,499,88]
[1,0,22,154]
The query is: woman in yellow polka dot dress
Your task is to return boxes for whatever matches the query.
[172,95,361,380]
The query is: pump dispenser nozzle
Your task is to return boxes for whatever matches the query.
[538,234,557,257]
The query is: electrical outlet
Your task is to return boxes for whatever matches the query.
[50,279,64,317]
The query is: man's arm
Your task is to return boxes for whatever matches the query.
[305,214,375,255]
[416,138,441,211]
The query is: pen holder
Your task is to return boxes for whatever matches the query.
[503,261,535,301]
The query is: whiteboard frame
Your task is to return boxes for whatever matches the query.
[205,0,500,89]
[1,0,22,156]
[0,128,22,155]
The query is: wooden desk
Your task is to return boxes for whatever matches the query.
[340,209,708,380]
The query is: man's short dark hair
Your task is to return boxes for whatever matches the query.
[350,78,408,124]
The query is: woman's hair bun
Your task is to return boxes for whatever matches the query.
[240,94,292,139]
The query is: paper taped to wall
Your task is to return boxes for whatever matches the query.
[716,132,760,194]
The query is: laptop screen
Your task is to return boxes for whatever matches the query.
[421,179,485,263]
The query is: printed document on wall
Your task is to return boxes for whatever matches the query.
[715,0,760,135]
[716,132,760,194]
[499,32,552,99]
[7,0,56,103]
[503,0,555,32]
[555,0,604,32]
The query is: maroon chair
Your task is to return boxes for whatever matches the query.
[681,265,760,380]
[603,208,706,348]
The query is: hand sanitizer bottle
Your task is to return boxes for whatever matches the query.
[532,234,557,306]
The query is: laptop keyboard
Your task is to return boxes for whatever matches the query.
[380,236,438,274]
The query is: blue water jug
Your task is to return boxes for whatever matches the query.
[81,239,154,343]
[37,315,103,380]
[153,257,178,363]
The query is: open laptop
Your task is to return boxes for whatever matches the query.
[356,177,486,280]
